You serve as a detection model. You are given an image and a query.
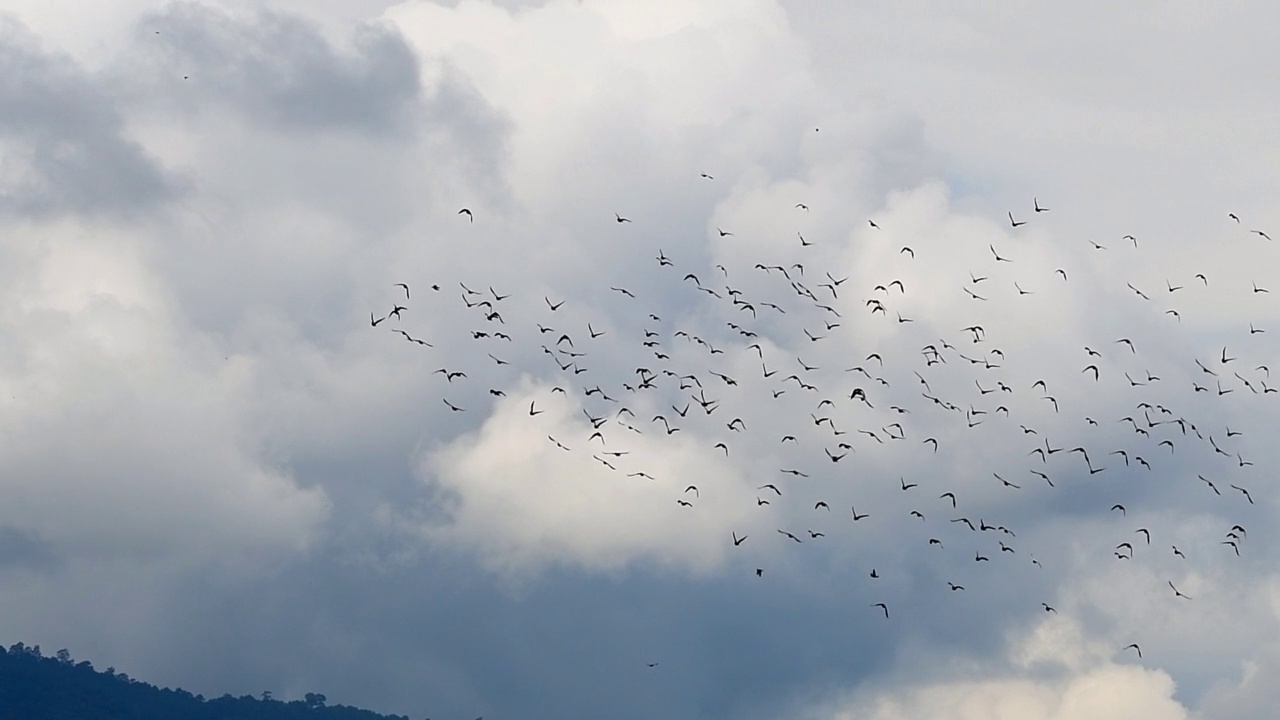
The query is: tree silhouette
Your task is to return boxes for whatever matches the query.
[0,642,415,720]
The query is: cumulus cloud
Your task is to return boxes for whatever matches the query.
[819,617,1190,720]
[0,1,1275,719]
[0,230,330,564]
[420,378,757,577]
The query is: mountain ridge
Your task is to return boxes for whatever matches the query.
[0,642,415,720]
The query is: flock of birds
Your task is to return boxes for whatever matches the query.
[373,186,1274,669]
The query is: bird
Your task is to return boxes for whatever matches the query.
[1123,644,1143,659]
[1034,197,1049,213]
[1009,211,1026,228]
[458,208,473,222]
[615,213,631,223]
[994,474,1021,489]
[1229,484,1254,504]
[872,603,889,618]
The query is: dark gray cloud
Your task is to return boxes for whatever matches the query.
[0,16,175,218]
[0,525,59,570]
[131,3,422,135]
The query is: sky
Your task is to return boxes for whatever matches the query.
[0,1,1278,718]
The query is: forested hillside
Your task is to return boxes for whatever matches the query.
[0,643,412,720]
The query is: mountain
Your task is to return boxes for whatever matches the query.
[0,642,413,720]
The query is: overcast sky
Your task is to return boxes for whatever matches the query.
[1,1,1278,718]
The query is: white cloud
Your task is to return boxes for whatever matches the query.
[0,230,330,563]
[419,378,757,577]
[820,617,1190,720]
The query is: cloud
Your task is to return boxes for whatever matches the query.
[119,3,422,135]
[0,1,1276,719]
[0,16,176,218]
[419,377,757,577]
[0,231,330,565]
[818,617,1190,720]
